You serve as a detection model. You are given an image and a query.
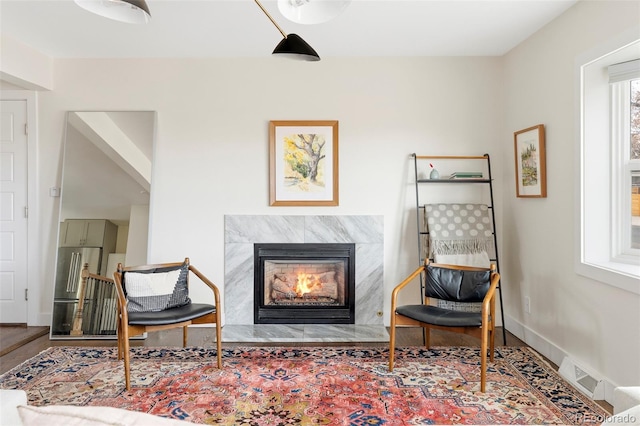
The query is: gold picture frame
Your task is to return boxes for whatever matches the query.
[514,124,546,198]
[269,120,339,206]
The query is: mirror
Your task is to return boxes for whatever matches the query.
[51,111,155,339]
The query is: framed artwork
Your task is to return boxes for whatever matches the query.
[514,124,546,198]
[269,120,339,206]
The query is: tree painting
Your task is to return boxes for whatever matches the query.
[514,124,545,198]
[283,133,326,193]
[520,143,538,186]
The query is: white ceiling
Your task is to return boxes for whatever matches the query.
[1,0,578,59]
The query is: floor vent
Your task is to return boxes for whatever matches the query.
[559,357,605,400]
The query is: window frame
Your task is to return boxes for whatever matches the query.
[576,36,640,295]
[611,78,640,260]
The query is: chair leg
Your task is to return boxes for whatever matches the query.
[123,327,131,391]
[117,313,125,360]
[424,326,431,349]
[489,324,495,362]
[118,336,123,360]
[480,326,489,393]
[215,322,222,369]
[388,314,396,371]
[183,325,188,347]
[116,319,122,360]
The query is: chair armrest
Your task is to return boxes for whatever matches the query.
[481,271,501,318]
[390,264,426,314]
[113,270,129,323]
[188,265,221,307]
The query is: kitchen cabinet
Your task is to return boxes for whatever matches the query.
[59,219,117,248]
[58,219,117,276]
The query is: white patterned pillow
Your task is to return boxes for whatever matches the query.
[124,263,190,312]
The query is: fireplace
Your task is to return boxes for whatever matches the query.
[254,243,355,324]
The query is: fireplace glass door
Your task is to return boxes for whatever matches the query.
[254,244,355,324]
[264,260,345,306]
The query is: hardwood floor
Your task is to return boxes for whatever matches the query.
[0,325,49,357]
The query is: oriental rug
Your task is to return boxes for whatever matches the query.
[0,346,609,425]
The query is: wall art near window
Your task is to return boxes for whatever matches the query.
[269,120,339,206]
[514,124,547,198]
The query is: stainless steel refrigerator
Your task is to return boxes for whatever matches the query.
[51,247,101,335]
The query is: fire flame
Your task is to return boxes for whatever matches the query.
[295,273,321,297]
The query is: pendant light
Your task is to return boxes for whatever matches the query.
[74,0,151,24]
[254,0,320,62]
[277,0,351,25]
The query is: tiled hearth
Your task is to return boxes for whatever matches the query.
[222,324,388,343]
[223,215,387,342]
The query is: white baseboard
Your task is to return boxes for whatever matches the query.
[504,314,616,406]
[35,312,51,327]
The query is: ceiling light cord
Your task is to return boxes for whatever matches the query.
[254,0,288,39]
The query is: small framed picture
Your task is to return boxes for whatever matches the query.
[269,120,339,206]
[514,124,546,198]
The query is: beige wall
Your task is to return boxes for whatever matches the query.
[502,0,640,390]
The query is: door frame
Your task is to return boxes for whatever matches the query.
[1,90,41,326]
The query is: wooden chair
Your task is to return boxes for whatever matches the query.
[389,260,500,392]
[113,257,222,390]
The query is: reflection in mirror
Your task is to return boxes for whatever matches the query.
[51,111,155,339]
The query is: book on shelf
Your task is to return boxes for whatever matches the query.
[449,171,483,179]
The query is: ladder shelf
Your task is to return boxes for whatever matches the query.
[412,153,506,344]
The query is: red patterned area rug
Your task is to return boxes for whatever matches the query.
[0,346,608,425]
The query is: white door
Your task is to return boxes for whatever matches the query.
[0,100,28,323]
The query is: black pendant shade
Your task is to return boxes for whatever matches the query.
[273,34,321,61]
[254,0,321,62]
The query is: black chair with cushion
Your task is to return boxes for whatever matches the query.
[113,257,222,390]
[389,260,500,392]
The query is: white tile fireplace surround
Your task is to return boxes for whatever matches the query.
[223,215,386,342]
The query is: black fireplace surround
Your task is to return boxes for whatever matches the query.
[254,243,356,324]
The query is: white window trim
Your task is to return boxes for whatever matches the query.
[575,33,640,295]
[611,79,640,260]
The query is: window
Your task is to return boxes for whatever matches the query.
[578,39,640,294]
[630,81,640,250]
[611,67,640,260]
